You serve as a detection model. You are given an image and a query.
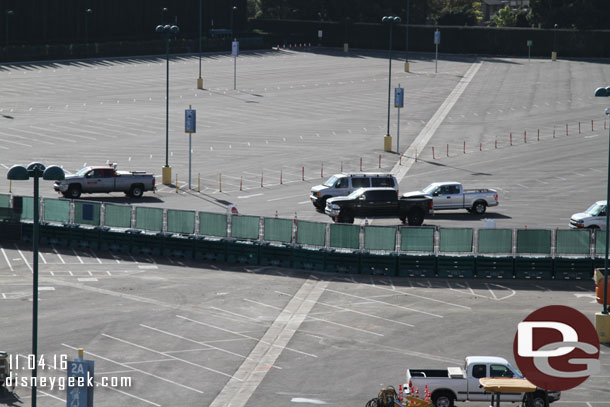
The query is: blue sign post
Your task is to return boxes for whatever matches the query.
[66,354,94,407]
[185,106,197,189]
[394,85,404,154]
[434,29,440,73]
[232,41,239,90]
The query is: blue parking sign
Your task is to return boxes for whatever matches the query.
[185,109,196,133]
[67,359,94,407]
[394,87,404,108]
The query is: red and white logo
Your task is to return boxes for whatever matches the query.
[513,305,600,391]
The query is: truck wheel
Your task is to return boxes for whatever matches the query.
[338,210,354,224]
[67,184,81,199]
[472,200,487,215]
[317,196,329,211]
[432,391,455,407]
[407,209,424,226]
[129,184,144,198]
[531,392,548,407]
[588,225,600,230]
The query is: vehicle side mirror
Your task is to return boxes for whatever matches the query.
[85,173,91,178]
[359,195,365,200]
[433,191,439,196]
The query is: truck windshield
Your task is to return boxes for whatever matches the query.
[323,176,339,187]
[506,362,524,379]
[585,202,607,216]
[422,184,438,194]
[75,167,91,176]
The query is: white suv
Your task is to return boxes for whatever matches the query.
[570,200,607,229]
[310,173,398,209]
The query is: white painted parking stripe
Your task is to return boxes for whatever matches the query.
[53,246,66,264]
[62,343,204,394]
[102,333,238,380]
[15,245,33,273]
[209,278,327,407]
[140,324,279,368]
[0,245,14,272]
[324,288,443,318]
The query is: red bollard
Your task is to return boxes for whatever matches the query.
[510,132,513,146]
[553,128,556,138]
[495,139,498,149]
[463,140,466,154]
[480,143,482,151]
[261,171,264,187]
[415,148,418,162]
[524,130,527,144]
[592,120,594,131]
[446,144,449,157]
[537,128,540,141]
[302,166,305,181]
[399,155,402,165]
[321,163,324,178]
[280,169,283,185]
[579,122,581,134]
[378,154,381,168]
[240,176,243,191]
[432,146,436,159]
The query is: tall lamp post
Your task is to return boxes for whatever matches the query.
[317,12,323,45]
[230,6,237,39]
[7,163,65,407]
[404,0,410,72]
[156,23,180,185]
[594,86,610,343]
[161,7,168,24]
[343,16,350,53]
[197,0,203,89]
[552,24,558,61]
[382,15,401,152]
[5,10,14,48]
[84,8,93,58]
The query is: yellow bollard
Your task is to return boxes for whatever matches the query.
[176,174,178,193]
[198,173,200,192]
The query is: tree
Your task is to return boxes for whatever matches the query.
[529,0,610,29]
[492,5,517,27]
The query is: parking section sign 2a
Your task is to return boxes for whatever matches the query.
[67,359,94,407]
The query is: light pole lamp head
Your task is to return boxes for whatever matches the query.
[6,10,14,16]
[155,24,164,33]
[86,8,93,14]
[170,25,179,34]
[382,16,390,23]
[7,165,29,180]
[393,16,402,23]
[554,24,558,29]
[595,87,610,97]
[42,165,65,181]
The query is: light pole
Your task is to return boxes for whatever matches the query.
[230,6,237,39]
[7,162,65,407]
[594,85,610,343]
[552,23,558,61]
[382,15,401,152]
[197,0,203,89]
[84,8,93,58]
[156,23,180,185]
[5,10,14,48]
[317,12,323,45]
[343,16,350,52]
[404,0,410,72]
[161,7,168,24]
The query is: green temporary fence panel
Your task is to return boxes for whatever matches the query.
[556,229,590,255]
[74,201,101,226]
[439,228,473,253]
[478,229,512,254]
[135,207,163,232]
[364,225,396,251]
[330,224,360,249]
[43,198,70,223]
[0,194,9,208]
[595,231,607,257]
[400,227,434,252]
[199,212,228,237]
[231,215,259,240]
[516,229,551,254]
[103,203,132,228]
[167,209,196,234]
[296,220,326,247]
[263,217,293,243]
[20,197,35,220]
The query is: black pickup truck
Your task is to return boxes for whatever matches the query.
[324,187,433,225]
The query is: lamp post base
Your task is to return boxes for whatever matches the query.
[197,77,203,89]
[162,166,172,185]
[596,312,610,343]
[404,62,410,72]
[383,135,392,152]
[551,51,557,61]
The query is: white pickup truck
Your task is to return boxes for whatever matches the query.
[53,164,155,199]
[405,356,560,407]
[570,201,607,230]
[403,182,498,215]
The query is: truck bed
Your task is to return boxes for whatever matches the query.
[408,369,449,378]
